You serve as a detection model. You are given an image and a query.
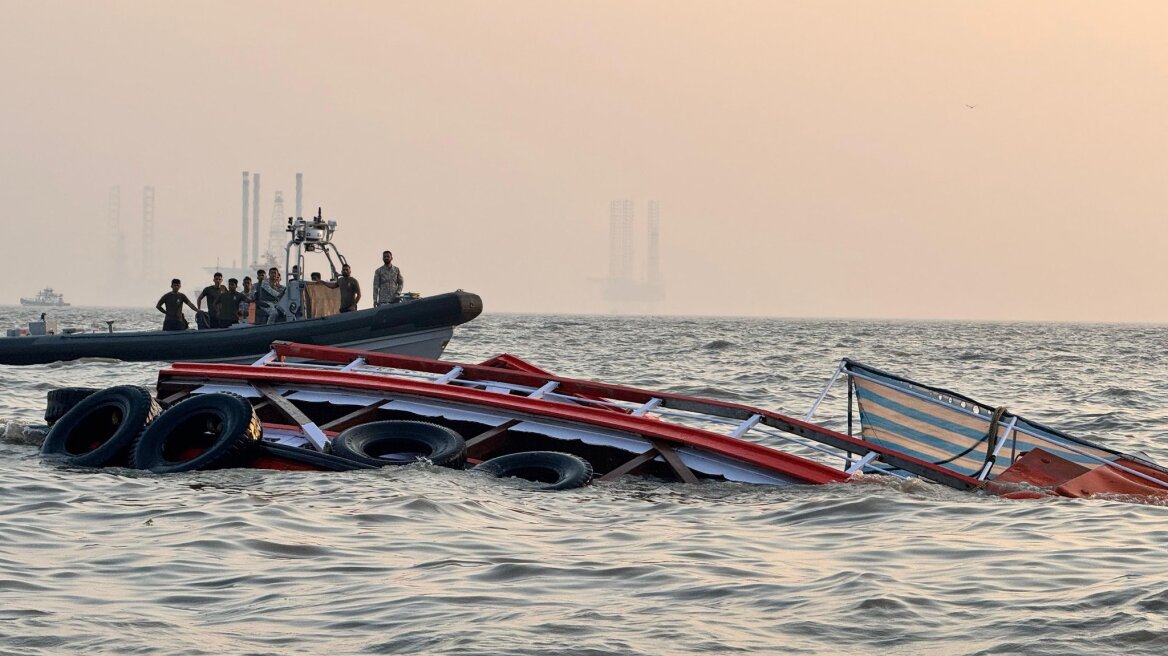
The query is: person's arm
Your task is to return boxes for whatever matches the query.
[396,268,403,288]
[195,289,206,310]
[182,294,198,312]
[156,296,167,314]
[352,279,361,309]
[371,271,379,305]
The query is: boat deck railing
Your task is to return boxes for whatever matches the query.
[229,343,968,485]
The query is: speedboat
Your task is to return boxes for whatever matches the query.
[38,343,1168,500]
[1,209,483,365]
[0,291,482,365]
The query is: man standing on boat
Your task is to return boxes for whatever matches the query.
[239,276,254,324]
[155,279,198,331]
[214,278,247,328]
[197,272,226,328]
[372,250,403,306]
[325,263,362,312]
[256,267,285,324]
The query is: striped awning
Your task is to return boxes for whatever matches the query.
[845,360,1118,480]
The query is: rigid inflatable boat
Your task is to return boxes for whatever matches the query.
[0,291,482,365]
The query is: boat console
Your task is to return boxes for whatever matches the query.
[269,208,349,323]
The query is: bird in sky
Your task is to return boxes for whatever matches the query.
[965,104,978,109]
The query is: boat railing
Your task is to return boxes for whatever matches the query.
[241,342,972,484]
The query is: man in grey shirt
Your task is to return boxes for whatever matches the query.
[372,250,404,306]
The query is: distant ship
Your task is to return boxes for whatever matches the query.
[20,288,69,307]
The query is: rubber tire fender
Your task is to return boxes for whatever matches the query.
[331,420,467,468]
[130,392,262,473]
[41,386,161,468]
[473,451,594,491]
[44,387,101,426]
[253,442,377,472]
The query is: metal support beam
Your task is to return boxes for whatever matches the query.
[252,382,328,451]
[652,440,699,483]
[434,366,464,385]
[465,420,520,459]
[598,448,660,482]
[320,401,385,432]
[631,398,662,417]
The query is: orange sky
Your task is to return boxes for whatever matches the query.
[2,1,1166,320]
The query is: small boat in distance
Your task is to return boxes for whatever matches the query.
[20,288,69,307]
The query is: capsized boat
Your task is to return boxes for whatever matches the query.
[40,342,1168,501]
[0,291,481,366]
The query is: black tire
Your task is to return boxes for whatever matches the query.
[331,420,467,468]
[44,387,101,426]
[473,451,594,491]
[254,442,376,472]
[41,386,161,468]
[130,393,262,473]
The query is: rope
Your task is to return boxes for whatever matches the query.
[931,406,1009,467]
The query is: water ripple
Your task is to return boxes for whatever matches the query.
[2,311,1168,653]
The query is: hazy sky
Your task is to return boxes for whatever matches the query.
[2,1,1166,321]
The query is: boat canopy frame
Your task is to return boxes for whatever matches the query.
[804,358,1168,492]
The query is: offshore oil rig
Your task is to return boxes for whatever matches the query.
[102,173,308,293]
[601,199,665,312]
[202,172,309,283]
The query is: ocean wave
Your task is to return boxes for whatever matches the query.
[702,339,736,350]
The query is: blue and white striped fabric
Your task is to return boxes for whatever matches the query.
[846,361,1118,479]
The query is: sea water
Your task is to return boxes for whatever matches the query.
[1,307,1167,655]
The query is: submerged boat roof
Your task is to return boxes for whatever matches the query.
[156,342,987,490]
[153,342,1168,502]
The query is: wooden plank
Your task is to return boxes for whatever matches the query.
[160,389,193,405]
[652,440,700,484]
[252,382,328,451]
[320,401,385,432]
[598,448,660,482]
[251,388,295,412]
[465,420,520,459]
